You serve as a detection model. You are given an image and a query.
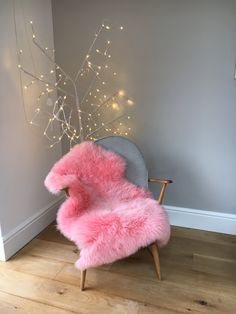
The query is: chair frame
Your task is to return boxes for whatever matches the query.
[64,177,172,291]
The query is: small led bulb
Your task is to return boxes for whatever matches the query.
[127,99,134,105]
[118,90,125,96]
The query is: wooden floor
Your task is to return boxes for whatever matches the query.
[0,225,235,314]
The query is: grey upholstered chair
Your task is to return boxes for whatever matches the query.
[64,136,172,290]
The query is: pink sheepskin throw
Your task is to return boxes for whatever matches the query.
[45,142,170,270]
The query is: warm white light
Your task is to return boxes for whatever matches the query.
[105,25,110,30]
[127,99,134,105]
[30,20,33,24]
[118,90,125,96]
[112,103,119,110]
[120,26,124,30]
[50,70,54,73]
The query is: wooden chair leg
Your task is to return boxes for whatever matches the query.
[80,269,87,291]
[150,242,161,280]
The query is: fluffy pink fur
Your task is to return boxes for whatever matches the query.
[45,142,170,270]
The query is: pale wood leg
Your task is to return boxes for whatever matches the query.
[150,242,161,280]
[80,269,87,291]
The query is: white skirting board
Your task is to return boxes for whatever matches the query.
[165,205,236,235]
[0,196,64,261]
[1,202,235,261]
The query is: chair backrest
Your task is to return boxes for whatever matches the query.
[95,136,148,188]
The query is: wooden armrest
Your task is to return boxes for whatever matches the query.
[148,177,173,205]
[148,178,173,184]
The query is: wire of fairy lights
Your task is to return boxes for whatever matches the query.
[15,15,134,148]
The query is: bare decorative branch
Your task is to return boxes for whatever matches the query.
[16,19,134,148]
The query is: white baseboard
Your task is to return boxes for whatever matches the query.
[1,201,234,261]
[165,205,236,235]
[0,196,64,261]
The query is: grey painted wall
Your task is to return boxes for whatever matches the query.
[0,0,61,238]
[52,0,236,214]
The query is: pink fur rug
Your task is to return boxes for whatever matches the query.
[45,142,170,270]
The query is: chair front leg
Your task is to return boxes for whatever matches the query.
[80,269,87,291]
[150,242,161,280]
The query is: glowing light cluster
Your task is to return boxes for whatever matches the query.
[17,20,134,148]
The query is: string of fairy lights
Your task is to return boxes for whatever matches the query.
[17,19,134,148]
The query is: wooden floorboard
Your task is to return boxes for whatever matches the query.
[0,224,235,314]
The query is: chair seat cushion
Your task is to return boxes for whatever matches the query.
[45,142,170,270]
